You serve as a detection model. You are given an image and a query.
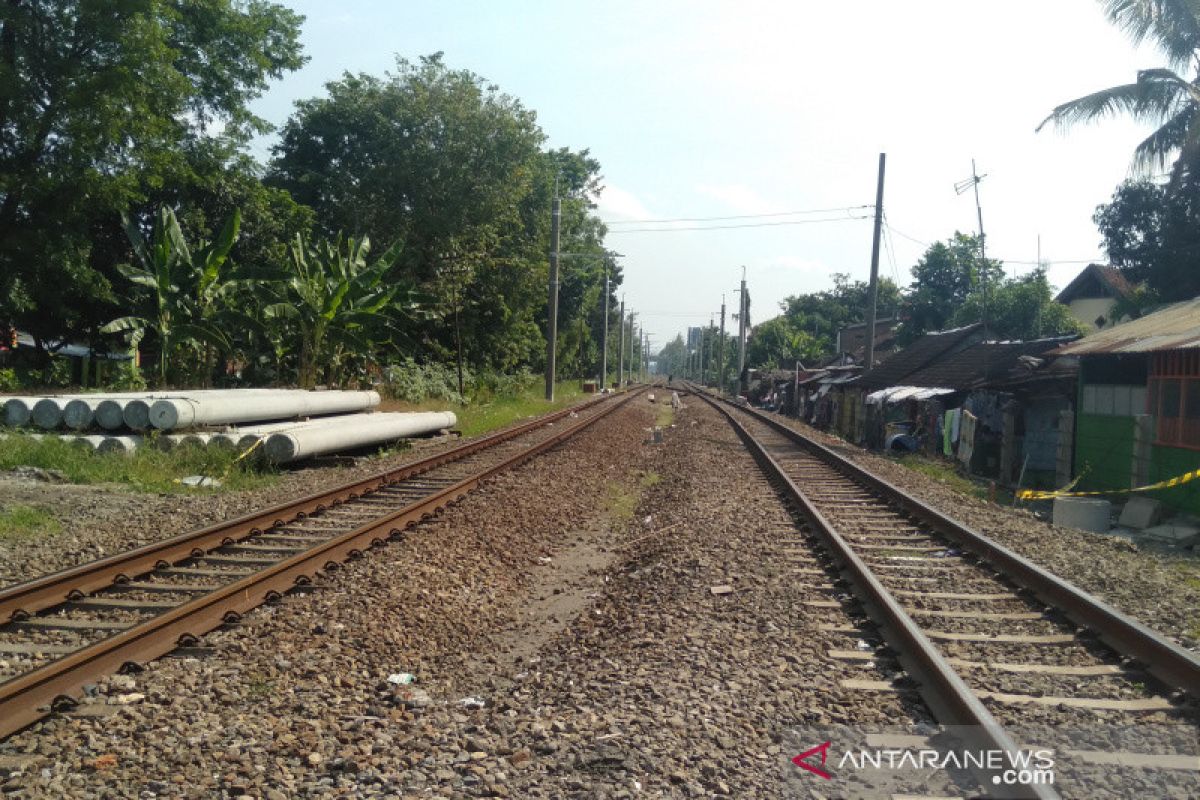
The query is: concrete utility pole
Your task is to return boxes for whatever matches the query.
[627,313,636,383]
[617,296,625,387]
[646,334,651,382]
[736,269,747,394]
[544,196,561,401]
[699,320,707,385]
[600,260,610,390]
[865,152,886,371]
[718,296,726,394]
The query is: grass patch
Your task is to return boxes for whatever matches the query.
[639,470,662,489]
[0,504,61,540]
[379,380,588,439]
[896,454,987,500]
[654,403,675,429]
[0,433,276,494]
[605,481,639,522]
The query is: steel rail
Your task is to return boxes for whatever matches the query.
[0,388,642,740]
[694,388,1055,799]
[0,392,613,623]
[701,390,1200,698]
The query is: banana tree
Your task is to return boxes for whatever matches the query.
[264,233,430,388]
[101,206,240,385]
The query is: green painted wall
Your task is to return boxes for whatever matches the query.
[1075,413,1135,491]
[1148,445,1200,515]
[1074,413,1200,514]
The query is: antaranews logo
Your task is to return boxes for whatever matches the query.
[789,736,1055,793]
[791,741,833,780]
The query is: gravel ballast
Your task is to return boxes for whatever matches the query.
[0,395,948,798]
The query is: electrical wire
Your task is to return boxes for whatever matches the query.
[601,204,873,225]
[606,214,873,234]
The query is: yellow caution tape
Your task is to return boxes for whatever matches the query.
[1018,464,1200,501]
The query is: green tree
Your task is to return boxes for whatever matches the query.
[264,234,429,388]
[782,274,901,355]
[746,316,824,369]
[1037,1,1200,185]
[951,269,1084,340]
[270,54,544,281]
[1094,178,1200,303]
[0,0,306,349]
[898,233,1003,344]
[102,207,241,385]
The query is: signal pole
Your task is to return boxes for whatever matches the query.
[544,196,561,401]
[865,152,886,370]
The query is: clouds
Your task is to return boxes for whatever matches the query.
[594,183,655,221]
[694,183,778,216]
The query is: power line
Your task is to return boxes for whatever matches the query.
[606,215,873,234]
[602,204,873,225]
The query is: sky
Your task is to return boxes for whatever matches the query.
[249,0,1166,353]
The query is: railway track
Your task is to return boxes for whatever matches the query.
[0,387,642,740]
[690,386,1200,799]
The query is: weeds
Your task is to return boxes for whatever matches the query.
[896,454,987,500]
[380,380,586,438]
[0,504,61,540]
[0,433,276,493]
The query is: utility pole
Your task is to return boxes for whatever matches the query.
[864,152,886,371]
[642,333,648,382]
[700,319,707,385]
[544,196,561,401]
[600,260,610,390]
[617,296,625,387]
[736,269,747,394]
[718,296,726,394]
[627,313,636,383]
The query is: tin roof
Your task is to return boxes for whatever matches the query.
[902,337,1076,389]
[1052,296,1200,355]
[856,323,983,389]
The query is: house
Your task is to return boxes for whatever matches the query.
[835,317,898,367]
[1055,263,1135,332]
[835,323,985,442]
[864,337,1078,486]
[1052,297,1200,514]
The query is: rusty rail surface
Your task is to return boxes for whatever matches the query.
[0,387,643,740]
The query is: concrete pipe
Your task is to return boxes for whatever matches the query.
[263,411,456,463]
[3,397,35,427]
[98,435,144,455]
[149,390,381,431]
[154,433,212,452]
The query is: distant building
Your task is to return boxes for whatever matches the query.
[686,327,702,349]
[1055,263,1135,332]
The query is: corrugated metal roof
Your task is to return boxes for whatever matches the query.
[1053,296,1200,355]
[902,337,1075,389]
[857,323,983,389]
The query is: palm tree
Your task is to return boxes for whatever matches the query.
[1038,1,1200,185]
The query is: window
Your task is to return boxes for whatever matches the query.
[1149,351,1200,448]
